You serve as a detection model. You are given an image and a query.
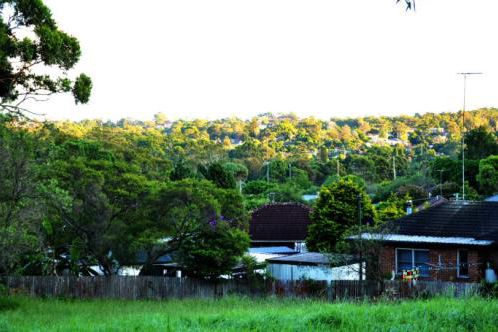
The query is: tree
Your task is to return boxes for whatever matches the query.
[397,0,415,11]
[465,127,498,160]
[306,177,375,252]
[0,120,43,274]
[431,182,460,199]
[376,193,407,223]
[204,162,236,189]
[153,113,168,126]
[171,159,196,181]
[42,139,151,275]
[138,180,248,276]
[223,162,248,191]
[345,155,377,182]
[0,0,92,116]
[396,184,427,202]
[477,155,498,195]
[176,217,249,279]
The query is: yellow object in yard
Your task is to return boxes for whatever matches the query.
[402,268,420,281]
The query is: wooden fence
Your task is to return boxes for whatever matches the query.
[0,276,481,301]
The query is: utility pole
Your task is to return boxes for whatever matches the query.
[357,195,363,283]
[336,159,340,177]
[392,155,397,180]
[264,161,270,183]
[288,163,292,180]
[436,169,445,197]
[457,72,482,201]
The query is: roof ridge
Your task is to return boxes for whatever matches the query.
[251,202,312,213]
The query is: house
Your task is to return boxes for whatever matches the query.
[266,252,364,281]
[356,201,498,282]
[249,203,312,251]
[134,252,183,277]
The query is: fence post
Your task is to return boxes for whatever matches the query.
[327,280,334,301]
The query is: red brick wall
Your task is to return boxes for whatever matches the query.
[378,245,485,282]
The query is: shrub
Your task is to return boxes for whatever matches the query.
[0,297,19,312]
[480,281,498,298]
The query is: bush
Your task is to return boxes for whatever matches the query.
[480,281,498,298]
[0,297,19,312]
[0,283,7,297]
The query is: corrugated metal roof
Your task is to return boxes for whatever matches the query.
[352,233,493,246]
[248,246,298,254]
[485,194,498,202]
[266,252,355,266]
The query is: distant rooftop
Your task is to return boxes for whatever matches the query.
[302,194,318,202]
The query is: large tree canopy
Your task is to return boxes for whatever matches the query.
[465,127,498,160]
[306,176,376,252]
[0,0,92,115]
[137,179,249,277]
[477,155,498,195]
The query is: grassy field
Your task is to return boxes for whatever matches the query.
[1,296,498,331]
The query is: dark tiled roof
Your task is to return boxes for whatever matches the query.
[249,203,311,241]
[135,251,172,265]
[415,196,448,211]
[389,201,498,243]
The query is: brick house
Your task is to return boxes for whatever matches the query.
[249,203,311,251]
[359,201,498,282]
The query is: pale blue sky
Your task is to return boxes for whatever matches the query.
[31,0,498,121]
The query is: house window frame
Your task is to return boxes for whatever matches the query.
[457,249,469,278]
[395,248,430,277]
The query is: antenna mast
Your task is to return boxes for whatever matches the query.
[457,72,482,201]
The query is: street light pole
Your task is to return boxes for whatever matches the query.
[457,72,482,201]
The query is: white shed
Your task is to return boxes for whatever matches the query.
[266,252,365,282]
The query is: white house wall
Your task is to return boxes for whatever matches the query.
[268,263,364,281]
[249,253,287,263]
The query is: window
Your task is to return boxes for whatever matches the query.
[396,249,430,277]
[457,250,469,278]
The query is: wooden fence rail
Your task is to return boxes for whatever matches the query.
[0,276,481,301]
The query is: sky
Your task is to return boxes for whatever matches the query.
[28,0,498,121]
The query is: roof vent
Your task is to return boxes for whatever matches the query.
[406,200,413,215]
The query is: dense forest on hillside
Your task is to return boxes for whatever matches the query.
[54,108,497,203]
[1,109,497,276]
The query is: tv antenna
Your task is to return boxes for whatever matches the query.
[457,72,482,201]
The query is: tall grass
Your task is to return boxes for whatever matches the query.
[1,296,497,331]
